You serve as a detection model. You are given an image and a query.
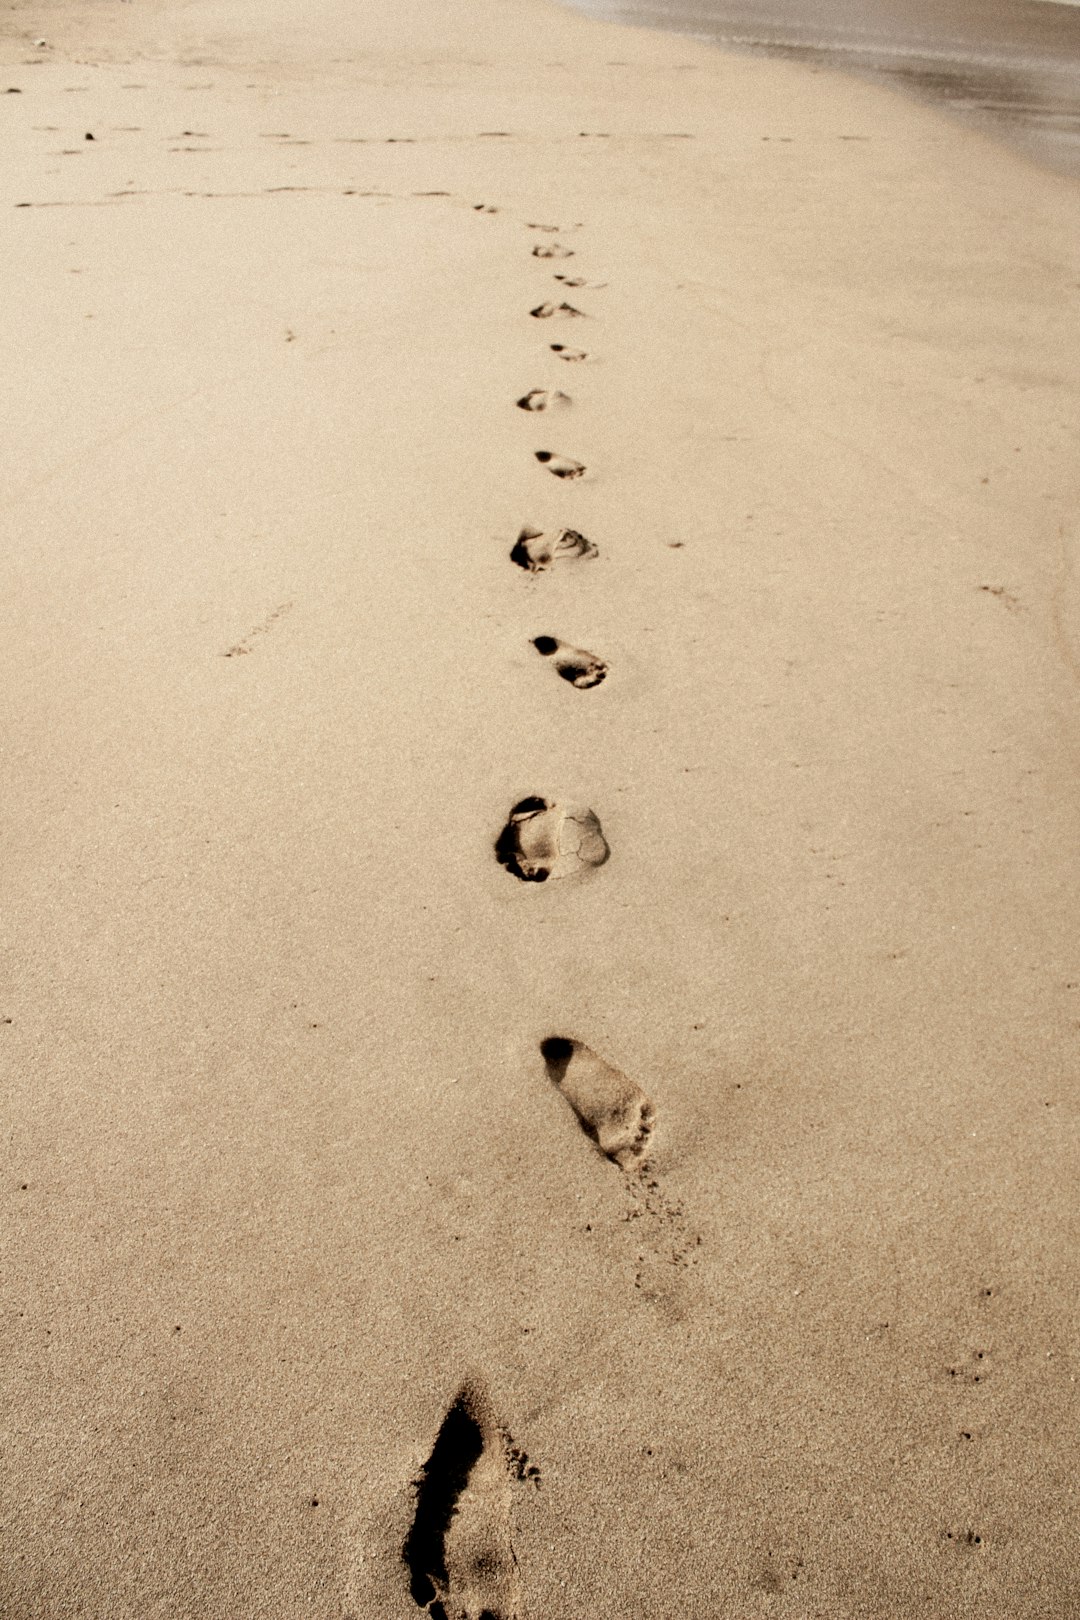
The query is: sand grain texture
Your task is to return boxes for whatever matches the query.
[2,0,1079,1615]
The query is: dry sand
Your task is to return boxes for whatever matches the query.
[2,0,1079,1614]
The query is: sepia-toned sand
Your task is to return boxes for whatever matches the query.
[2,0,1079,1614]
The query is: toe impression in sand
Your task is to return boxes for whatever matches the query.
[495,797,608,882]
[532,635,607,689]
[540,1037,655,1169]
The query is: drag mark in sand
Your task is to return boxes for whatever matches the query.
[403,1383,533,1620]
[539,1038,700,1296]
[222,601,292,658]
[495,797,608,882]
[532,635,607,689]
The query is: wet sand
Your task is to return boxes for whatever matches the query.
[2,0,1080,1615]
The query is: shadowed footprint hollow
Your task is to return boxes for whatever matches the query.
[533,635,607,688]
[535,450,585,479]
[516,389,569,412]
[510,526,596,572]
[403,1383,522,1620]
[496,797,608,882]
[540,1037,655,1168]
[530,301,586,319]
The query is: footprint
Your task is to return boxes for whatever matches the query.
[532,242,574,259]
[516,389,569,413]
[495,798,608,882]
[540,1037,655,1168]
[549,344,588,362]
[403,1383,522,1620]
[532,636,607,688]
[510,527,596,572]
[535,451,585,480]
[529,302,586,319]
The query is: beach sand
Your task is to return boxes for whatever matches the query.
[2,0,1079,1614]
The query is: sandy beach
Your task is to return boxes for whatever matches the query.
[3,0,1079,1614]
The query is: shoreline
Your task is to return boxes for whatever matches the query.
[3,0,1079,1615]
[556,0,1080,175]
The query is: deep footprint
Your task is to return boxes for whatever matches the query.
[495,797,608,882]
[510,527,596,572]
[516,389,570,412]
[529,302,586,319]
[403,1384,521,1620]
[533,635,607,688]
[549,344,588,362]
[532,242,574,259]
[540,1037,655,1168]
[535,451,585,479]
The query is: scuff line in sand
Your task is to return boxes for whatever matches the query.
[222,602,293,658]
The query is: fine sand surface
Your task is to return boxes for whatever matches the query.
[2,0,1079,1615]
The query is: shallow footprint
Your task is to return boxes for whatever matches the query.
[495,797,608,882]
[510,527,596,572]
[532,241,574,259]
[516,389,570,412]
[533,635,607,688]
[549,344,588,362]
[540,1037,655,1169]
[403,1383,521,1620]
[529,301,586,319]
[535,450,585,480]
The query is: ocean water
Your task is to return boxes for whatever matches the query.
[558,0,1080,173]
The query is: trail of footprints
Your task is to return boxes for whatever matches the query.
[401,211,699,1620]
